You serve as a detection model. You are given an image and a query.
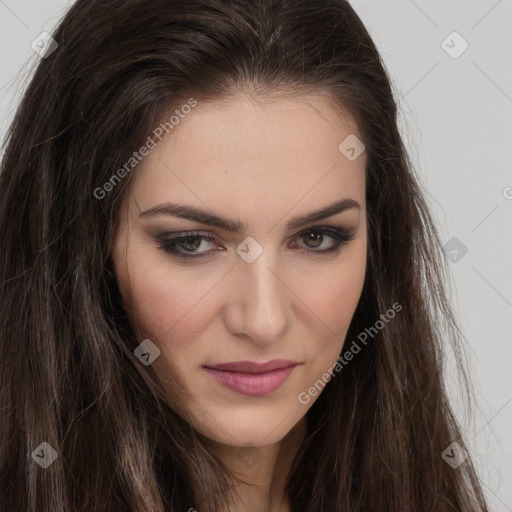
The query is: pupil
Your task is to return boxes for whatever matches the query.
[184,236,201,250]
[306,233,322,248]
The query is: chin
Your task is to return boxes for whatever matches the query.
[192,410,300,448]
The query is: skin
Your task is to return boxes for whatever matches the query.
[112,90,367,512]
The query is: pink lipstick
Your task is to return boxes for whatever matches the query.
[203,359,298,396]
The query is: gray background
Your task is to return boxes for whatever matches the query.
[0,0,510,509]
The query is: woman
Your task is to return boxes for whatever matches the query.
[0,0,489,510]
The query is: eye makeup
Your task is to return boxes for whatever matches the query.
[156,226,356,260]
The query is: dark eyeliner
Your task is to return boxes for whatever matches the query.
[157,231,217,260]
[293,226,355,255]
[157,226,355,260]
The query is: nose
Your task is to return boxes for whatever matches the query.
[223,249,294,346]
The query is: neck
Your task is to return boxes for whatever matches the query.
[206,416,307,512]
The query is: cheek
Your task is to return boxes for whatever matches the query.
[117,244,210,336]
[295,244,366,387]
[126,270,185,339]
[116,251,222,374]
[324,265,365,330]
[301,243,366,338]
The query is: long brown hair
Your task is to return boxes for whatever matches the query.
[0,0,489,510]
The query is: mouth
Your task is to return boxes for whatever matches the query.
[203,360,299,396]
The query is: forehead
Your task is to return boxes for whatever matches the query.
[124,92,366,224]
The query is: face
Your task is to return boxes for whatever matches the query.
[112,91,367,449]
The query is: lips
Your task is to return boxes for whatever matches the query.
[203,359,299,396]
[205,359,298,373]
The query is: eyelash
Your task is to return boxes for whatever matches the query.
[157,226,355,260]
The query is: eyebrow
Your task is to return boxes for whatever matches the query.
[139,198,361,232]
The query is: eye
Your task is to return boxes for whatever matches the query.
[157,227,355,260]
[291,227,355,254]
[158,232,220,259]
